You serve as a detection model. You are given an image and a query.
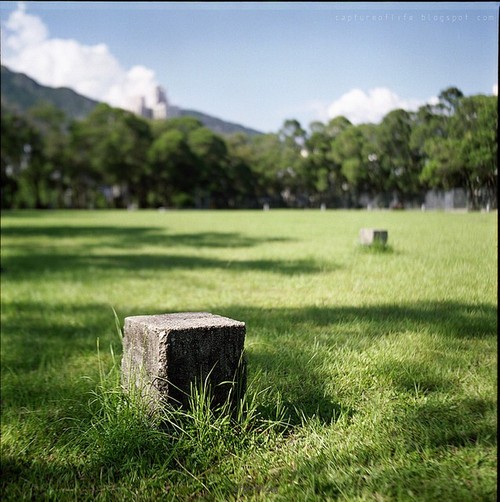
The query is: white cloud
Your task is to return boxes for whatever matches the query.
[493,84,498,96]
[1,2,160,110]
[106,66,159,110]
[3,1,47,51]
[327,87,438,124]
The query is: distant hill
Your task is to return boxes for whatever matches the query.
[169,106,262,137]
[1,65,263,136]
[1,65,100,120]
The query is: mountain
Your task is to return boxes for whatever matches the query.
[0,65,263,136]
[169,106,262,137]
[1,65,100,120]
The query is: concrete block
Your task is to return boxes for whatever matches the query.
[121,312,246,409]
[359,228,388,246]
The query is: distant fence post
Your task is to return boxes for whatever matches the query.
[359,228,388,246]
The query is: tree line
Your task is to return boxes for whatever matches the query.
[1,87,497,210]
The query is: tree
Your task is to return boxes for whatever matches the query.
[420,94,497,209]
[375,109,421,205]
[437,86,464,116]
[249,133,286,206]
[410,103,448,171]
[277,119,308,206]
[330,124,367,206]
[1,106,28,207]
[68,104,152,207]
[1,104,45,208]
[224,133,259,208]
[187,126,229,207]
[27,103,71,208]
[151,116,204,137]
[148,129,198,207]
[453,95,497,209]
[304,117,351,206]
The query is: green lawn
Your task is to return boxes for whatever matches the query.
[1,209,497,501]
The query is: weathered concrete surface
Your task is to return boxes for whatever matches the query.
[359,228,388,246]
[121,312,246,409]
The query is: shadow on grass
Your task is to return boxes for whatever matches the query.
[219,302,496,341]
[1,224,331,277]
[231,301,494,422]
[1,252,334,277]
[225,304,496,499]
[1,300,496,497]
[0,453,140,501]
[2,300,495,404]
[1,225,291,249]
[1,301,115,375]
[272,393,497,500]
[403,395,497,448]
[248,348,352,426]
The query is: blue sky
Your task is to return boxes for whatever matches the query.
[1,1,498,132]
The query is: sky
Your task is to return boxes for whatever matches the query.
[0,1,498,133]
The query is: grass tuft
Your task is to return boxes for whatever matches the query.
[80,334,290,494]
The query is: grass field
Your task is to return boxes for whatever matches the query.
[1,209,497,501]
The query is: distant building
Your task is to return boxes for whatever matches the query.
[128,96,152,119]
[156,86,167,106]
[129,85,168,120]
[152,86,168,119]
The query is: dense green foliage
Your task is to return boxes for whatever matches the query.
[1,86,497,210]
[1,209,497,500]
